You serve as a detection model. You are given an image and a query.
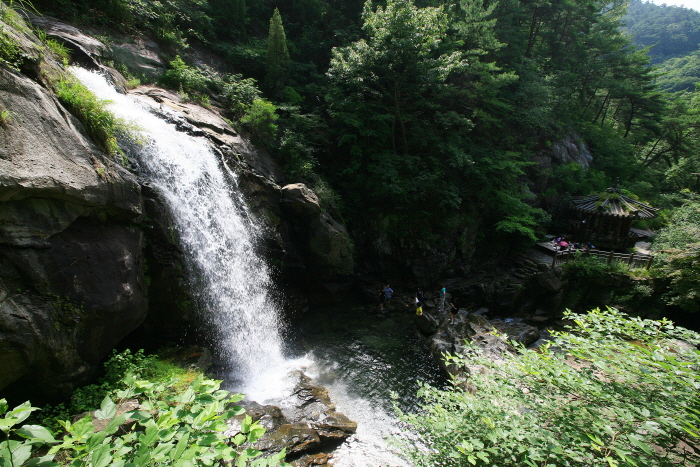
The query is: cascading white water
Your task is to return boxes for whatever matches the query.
[71,68,286,389]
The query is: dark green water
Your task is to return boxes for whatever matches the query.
[286,301,447,466]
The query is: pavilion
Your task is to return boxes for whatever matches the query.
[570,180,659,250]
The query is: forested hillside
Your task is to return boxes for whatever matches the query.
[20,0,700,268]
[625,0,700,92]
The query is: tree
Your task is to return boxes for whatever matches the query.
[653,192,700,312]
[324,0,542,246]
[210,0,247,39]
[265,8,290,91]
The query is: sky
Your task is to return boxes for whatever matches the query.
[648,0,700,11]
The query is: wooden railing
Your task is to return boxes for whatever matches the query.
[551,248,653,270]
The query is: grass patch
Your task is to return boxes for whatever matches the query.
[53,76,137,155]
[0,108,14,127]
[0,29,23,69]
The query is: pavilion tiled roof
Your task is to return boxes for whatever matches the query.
[572,187,659,219]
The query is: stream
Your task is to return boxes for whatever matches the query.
[287,302,447,466]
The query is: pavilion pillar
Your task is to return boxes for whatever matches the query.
[612,216,624,248]
[582,213,592,240]
[594,215,605,242]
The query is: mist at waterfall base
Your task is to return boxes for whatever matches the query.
[73,69,446,465]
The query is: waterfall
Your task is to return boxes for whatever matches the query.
[72,69,286,392]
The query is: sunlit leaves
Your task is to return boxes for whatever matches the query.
[398,307,700,466]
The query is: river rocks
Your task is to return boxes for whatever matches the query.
[414,312,438,335]
[418,309,517,378]
[489,318,541,347]
[533,268,563,293]
[108,37,166,81]
[25,12,106,71]
[0,15,147,403]
[228,373,356,466]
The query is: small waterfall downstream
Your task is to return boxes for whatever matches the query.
[72,68,287,393]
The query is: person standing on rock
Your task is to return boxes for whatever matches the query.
[439,284,446,312]
[378,288,386,311]
[417,287,424,304]
[448,301,458,324]
[383,285,393,306]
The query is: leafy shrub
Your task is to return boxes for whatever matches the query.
[0,29,23,69]
[652,194,700,312]
[398,307,700,467]
[159,55,209,94]
[240,99,278,143]
[4,349,289,466]
[222,74,262,118]
[563,252,631,279]
[0,108,14,127]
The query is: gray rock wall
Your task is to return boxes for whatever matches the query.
[0,21,147,402]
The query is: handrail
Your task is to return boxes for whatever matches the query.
[550,248,653,270]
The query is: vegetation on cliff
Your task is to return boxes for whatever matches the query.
[398,307,700,466]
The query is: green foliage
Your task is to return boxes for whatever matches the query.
[53,76,137,155]
[0,27,23,70]
[659,243,700,312]
[4,350,289,467]
[160,55,209,94]
[653,194,700,251]
[265,8,290,91]
[624,0,700,64]
[652,193,700,312]
[240,98,278,142]
[0,108,13,127]
[398,307,700,466]
[221,74,261,118]
[32,0,213,51]
[562,251,632,279]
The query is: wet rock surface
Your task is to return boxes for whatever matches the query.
[227,372,357,466]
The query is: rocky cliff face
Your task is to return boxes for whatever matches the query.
[0,10,354,402]
[0,16,147,401]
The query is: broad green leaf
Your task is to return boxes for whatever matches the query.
[86,431,107,451]
[90,443,113,467]
[171,432,190,461]
[104,414,128,435]
[7,402,37,426]
[627,434,653,455]
[15,425,57,443]
[25,453,60,467]
[95,396,117,421]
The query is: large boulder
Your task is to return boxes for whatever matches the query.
[420,310,517,378]
[0,44,146,402]
[227,373,356,466]
[279,184,354,303]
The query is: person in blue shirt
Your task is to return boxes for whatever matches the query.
[383,285,393,304]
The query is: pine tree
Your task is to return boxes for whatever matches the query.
[266,8,290,91]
